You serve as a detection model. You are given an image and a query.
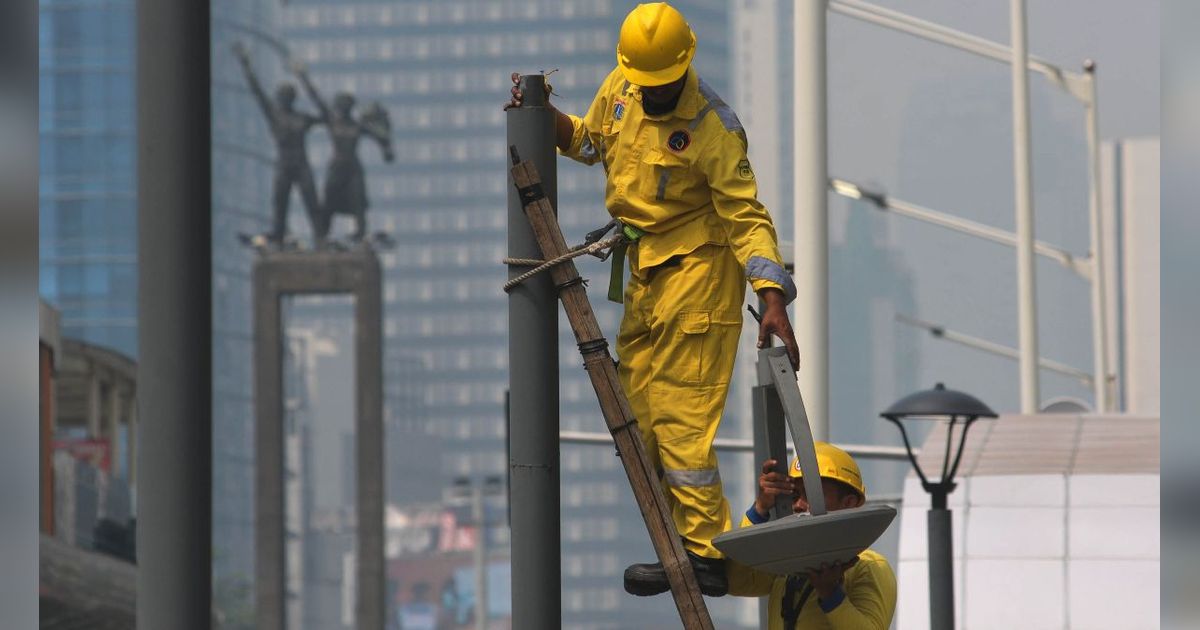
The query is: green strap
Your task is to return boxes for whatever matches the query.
[606,224,643,304]
[607,241,628,303]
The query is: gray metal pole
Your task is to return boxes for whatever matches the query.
[506,73,561,629]
[1010,0,1040,412]
[927,506,955,630]
[473,483,487,630]
[135,0,212,625]
[794,0,830,440]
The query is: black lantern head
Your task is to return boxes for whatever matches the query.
[881,384,996,508]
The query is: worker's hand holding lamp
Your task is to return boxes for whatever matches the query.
[756,287,800,370]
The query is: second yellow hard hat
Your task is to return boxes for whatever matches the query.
[789,442,867,498]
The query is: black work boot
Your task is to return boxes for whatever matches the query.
[689,552,729,597]
[623,551,728,598]
[623,560,669,597]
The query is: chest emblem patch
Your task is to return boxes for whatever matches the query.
[667,129,691,153]
[613,98,626,121]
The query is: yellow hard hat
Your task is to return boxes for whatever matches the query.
[616,3,697,87]
[789,442,867,498]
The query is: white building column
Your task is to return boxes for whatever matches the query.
[794,0,830,439]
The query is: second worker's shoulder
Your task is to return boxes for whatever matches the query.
[850,549,896,583]
[857,548,892,567]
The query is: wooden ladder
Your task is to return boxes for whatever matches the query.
[510,150,715,630]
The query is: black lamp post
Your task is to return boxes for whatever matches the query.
[881,383,997,630]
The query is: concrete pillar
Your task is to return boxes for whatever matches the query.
[87,371,101,438]
[254,249,384,630]
[135,0,212,625]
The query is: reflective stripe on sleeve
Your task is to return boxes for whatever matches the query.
[746,256,797,303]
[580,136,599,161]
[663,467,721,488]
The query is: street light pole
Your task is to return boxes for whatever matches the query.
[1082,61,1111,412]
[883,385,996,630]
[926,485,955,630]
[1010,0,1040,413]
[506,73,561,629]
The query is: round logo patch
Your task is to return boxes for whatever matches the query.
[613,100,626,121]
[667,129,691,152]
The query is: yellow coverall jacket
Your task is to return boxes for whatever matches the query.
[560,66,796,558]
[727,515,897,629]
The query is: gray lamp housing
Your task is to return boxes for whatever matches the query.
[881,382,998,420]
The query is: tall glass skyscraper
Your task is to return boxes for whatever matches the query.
[38,0,138,358]
[210,0,283,623]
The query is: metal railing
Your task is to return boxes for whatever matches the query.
[559,430,913,462]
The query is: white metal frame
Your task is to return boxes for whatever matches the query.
[821,0,1113,411]
[895,314,1094,387]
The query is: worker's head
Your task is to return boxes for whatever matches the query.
[616,3,696,90]
[333,92,356,116]
[275,83,297,109]
[788,442,866,513]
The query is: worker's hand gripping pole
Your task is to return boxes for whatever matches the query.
[509,148,715,630]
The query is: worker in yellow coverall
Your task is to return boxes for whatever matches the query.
[728,443,897,629]
[506,2,798,597]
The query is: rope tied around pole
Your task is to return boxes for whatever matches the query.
[502,233,626,293]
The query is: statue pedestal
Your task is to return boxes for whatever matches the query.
[252,246,384,630]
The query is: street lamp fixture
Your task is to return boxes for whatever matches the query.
[881,383,996,630]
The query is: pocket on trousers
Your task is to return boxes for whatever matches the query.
[676,310,710,385]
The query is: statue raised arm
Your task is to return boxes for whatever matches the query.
[291,59,332,124]
[233,43,275,128]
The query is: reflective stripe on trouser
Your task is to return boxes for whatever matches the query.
[616,242,744,559]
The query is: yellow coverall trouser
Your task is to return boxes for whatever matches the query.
[616,242,745,559]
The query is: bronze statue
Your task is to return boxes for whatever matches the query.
[233,43,323,245]
[294,62,394,242]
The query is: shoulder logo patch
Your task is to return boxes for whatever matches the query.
[737,159,754,180]
[667,130,691,152]
[613,98,626,121]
